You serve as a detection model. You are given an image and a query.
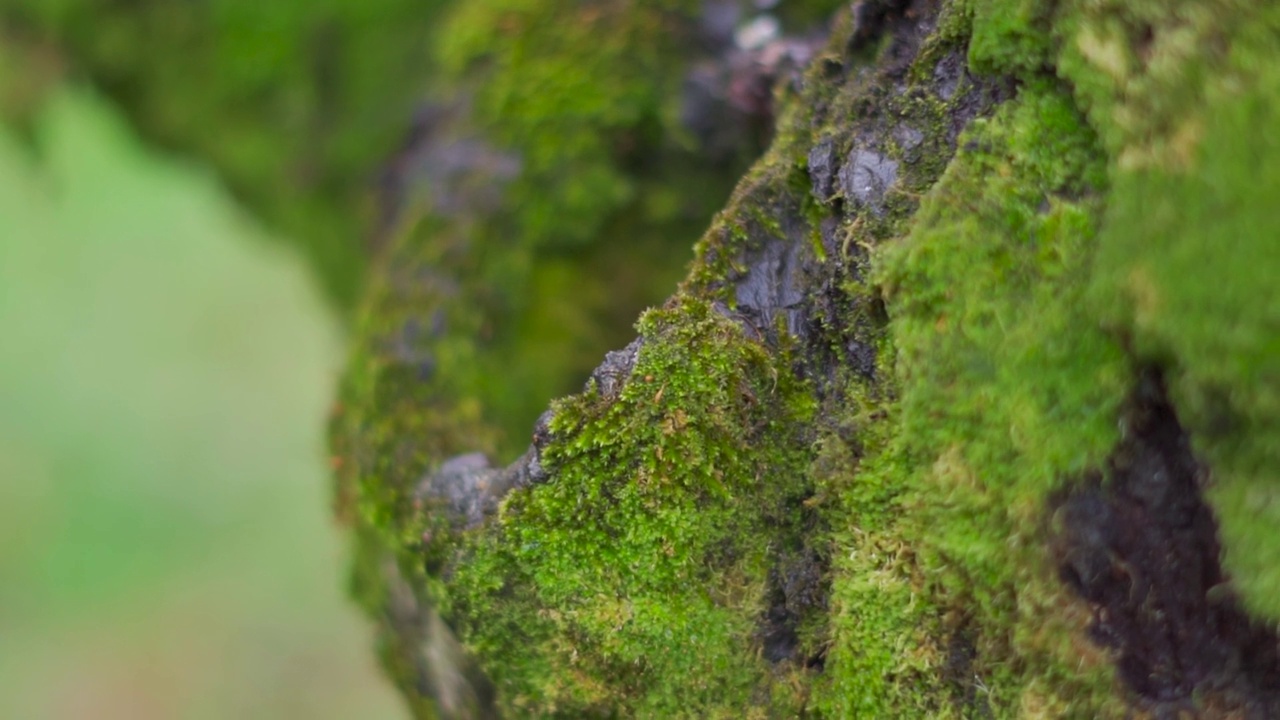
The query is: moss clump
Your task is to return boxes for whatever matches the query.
[813,80,1128,716]
[1053,0,1280,622]
[329,0,769,499]
[423,0,808,448]
[442,298,819,717]
[967,0,1052,75]
[437,0,706,251]
[814,0,1280,713]
[326,4,801,706]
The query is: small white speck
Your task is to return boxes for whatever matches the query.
[735,15,780,51]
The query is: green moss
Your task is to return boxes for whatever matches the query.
[810,368,952,717]
[331,213,511,713]
[775,0,848,30]
[326,0,764,466]
[447,298,819,716]
[5,0,745,312]
[437,0,701,251]
[813,0,1280,712]
[967,0,1052,75]
[417,0,776,448]
[814,82,1129,715]
[325,9,789,709]
[4,0,454,307]
[332,0,1280,714]
[1054,0,1280,620]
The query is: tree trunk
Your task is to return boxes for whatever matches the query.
[332,0,1280,717]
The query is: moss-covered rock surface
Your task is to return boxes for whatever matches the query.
[319,0,1280,717]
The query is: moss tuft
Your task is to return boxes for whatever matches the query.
[447,298,820,717]
[1056,0,1280,621]
[813,80,1128,715]
[967,0,1052,75]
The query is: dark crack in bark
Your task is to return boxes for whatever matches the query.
[1052,371,1280,719]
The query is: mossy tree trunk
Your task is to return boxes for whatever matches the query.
[331,0,1280,717]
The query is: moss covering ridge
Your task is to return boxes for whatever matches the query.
[329,0,1280,716]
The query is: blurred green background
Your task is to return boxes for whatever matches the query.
[0,87,404,718]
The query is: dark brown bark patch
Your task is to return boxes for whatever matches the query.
[1053,371,1280,718]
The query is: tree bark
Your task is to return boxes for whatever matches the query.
[332,0,1280,717]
